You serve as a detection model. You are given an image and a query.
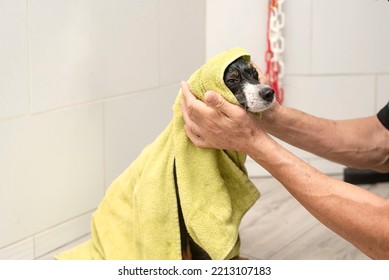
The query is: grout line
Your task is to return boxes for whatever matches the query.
[35,233,91,260]
[0,82,181,124]
[35,231,92,260]
[0,209,95,251]
[0,114,28,125]
[42,209,95,233]
[29,99,104,117]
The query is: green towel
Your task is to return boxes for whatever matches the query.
[56,47,260,260]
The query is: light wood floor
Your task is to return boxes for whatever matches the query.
[43,176,389,260]
[239,176,389,260]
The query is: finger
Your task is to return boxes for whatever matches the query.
[204,91,245,118]
[180,97,202,137]
[180,81,197,104]
[252,63,270,85]
[204,91,228,110]
[180,100,210,148]
[183,123,209,148]
[180,80,211,120]
[180,82,208,142]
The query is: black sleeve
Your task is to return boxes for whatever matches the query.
[377,102,389,130]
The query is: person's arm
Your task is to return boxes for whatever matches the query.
[180,81,389,259]
[262,103,389,172]
[249,135,389,260]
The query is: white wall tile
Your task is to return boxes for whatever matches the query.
[206,0,268,67]
[377,75,389,111]
[91,0,159,95]
[34,211,92,258]
[29,0,97,112]
[311,0,389,74]
[159,0,206,85]
[0,238,34,260]
[0,103,104,247]
[283,75,376,119]
[104,86,177,185]
[0,0,29,119]
[29,0,159,113]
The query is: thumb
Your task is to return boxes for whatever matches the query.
[204,91,242,117]
[204,91,230,111]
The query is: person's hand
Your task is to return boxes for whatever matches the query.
[180,81,268,154]
[252,62,270,86]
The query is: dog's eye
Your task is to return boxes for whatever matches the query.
[227,79,238,84]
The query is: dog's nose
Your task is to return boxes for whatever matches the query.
[260,87,275,102]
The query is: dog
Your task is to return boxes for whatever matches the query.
[178,57,275,260]
[224,57,275,112]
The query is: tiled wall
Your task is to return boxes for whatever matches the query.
[206,0,389,176]
[0,0,205,259]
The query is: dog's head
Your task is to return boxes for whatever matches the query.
[224,57,275,113]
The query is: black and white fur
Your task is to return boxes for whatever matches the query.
[224,57,275,112]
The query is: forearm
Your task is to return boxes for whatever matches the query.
[261,105,389,172]
[248,138,389,259]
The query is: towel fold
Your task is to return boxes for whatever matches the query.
[56,47,260,260]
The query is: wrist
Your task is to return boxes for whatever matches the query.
[262,101,282,123]
[244,125,279,161]
[260,101,289,137]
